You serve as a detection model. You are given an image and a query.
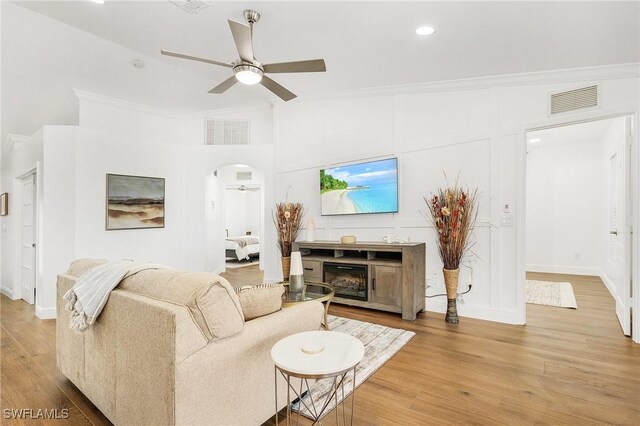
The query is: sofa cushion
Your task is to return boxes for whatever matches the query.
[67,258,109,277]
[119,270,244,340]
[234,284,285,321]
[66,259,244,341]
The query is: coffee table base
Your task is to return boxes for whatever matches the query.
[274,366,357,425]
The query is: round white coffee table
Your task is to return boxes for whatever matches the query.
[271,331,365,425]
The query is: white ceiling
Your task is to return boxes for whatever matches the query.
[527,117,621,150]
[2,1,639,137]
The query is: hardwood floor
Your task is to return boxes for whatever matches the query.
[1,269,638,425]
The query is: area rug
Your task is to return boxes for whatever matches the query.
[526,280,577,309]
[291,315,415,420]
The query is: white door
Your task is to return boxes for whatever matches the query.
[21,173,36,305]
[606,118,632,335]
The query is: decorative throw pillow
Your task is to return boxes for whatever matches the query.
[234,284,285,321]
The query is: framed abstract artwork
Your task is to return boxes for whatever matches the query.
[106,174,165,230]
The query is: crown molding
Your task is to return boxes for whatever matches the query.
[190,103,273,120]
[73,89,189,120]
[7,134,28,145]
[295,62,640,101]
[73,63,639,120]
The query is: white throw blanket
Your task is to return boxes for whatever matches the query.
[63,260,168,332]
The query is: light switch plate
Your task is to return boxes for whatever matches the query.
[501,213,514,227]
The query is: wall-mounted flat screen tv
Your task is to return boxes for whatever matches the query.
[320,158,398,216]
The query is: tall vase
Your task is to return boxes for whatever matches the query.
[281,256,291,281]
[443,268,460,324]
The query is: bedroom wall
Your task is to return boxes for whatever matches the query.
[525,135,605,275]
[219,166,263,237]
[273,70,639,324]
[185,145,276,279]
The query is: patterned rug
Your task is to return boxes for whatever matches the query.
[291,315,415,420]
[526,280,578,309]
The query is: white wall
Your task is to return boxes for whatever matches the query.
[73,128,189,268]
[219,166,263,237]
[16,95,280,317]
[274,71,639,324]
[526,136,605,275]
[186,145,276,279]
[40,126,77,318]
[3,67,637,328]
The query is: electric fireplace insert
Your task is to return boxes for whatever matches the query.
[323,262,368,301]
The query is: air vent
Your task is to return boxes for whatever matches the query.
[205,119,250,145]
[168,0,210,14]
[236,172,252,181]
[550,85,598,114]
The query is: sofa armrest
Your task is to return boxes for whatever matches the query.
[174,301,324,426]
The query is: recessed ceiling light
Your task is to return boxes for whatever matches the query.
[529,138,541,143]
[235,164,250,168]
[90,0,105,4]
[416,26,436,36]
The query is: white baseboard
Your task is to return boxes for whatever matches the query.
[425,298,524,325]
[598,270,620,303]
[0,285,19,300]
[526,264,601,276]
[35,305,56,319]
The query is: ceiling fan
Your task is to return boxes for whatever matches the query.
[226,185,260,192]
[161,9,326,101]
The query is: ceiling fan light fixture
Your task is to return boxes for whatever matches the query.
[234,65,263,85]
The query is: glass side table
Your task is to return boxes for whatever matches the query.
[281,282,335,330]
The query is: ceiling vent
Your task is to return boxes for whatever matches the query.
[168,0,210,14]
[550,85,598,114]
[236,171,252,181]
[205,119,250,145]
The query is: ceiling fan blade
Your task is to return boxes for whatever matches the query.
[161,50,232,68]
[209,76,238,94]
[263,59,326,74]
[228,20,254,62]
[260,76,297,102]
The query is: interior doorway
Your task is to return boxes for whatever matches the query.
[19,171,37,305]
[525,116,634,336]
[207,164,265,274]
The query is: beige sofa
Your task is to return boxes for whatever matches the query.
[56,260,323,425]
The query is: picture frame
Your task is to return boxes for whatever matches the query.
[0,193,7,216]
[106,174,165,230]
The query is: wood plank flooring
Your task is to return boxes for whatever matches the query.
[1,269,638,425]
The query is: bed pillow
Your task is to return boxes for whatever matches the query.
[234,283,285,321]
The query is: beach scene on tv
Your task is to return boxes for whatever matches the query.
[320,158,398,215]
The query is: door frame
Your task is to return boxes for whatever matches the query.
[204,162,268,276]
[517,109,638,343]
[16,167,38,305]
[15,163,43,311]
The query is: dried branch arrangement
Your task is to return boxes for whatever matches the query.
[273,202,305,257]
[426,180,479,270]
